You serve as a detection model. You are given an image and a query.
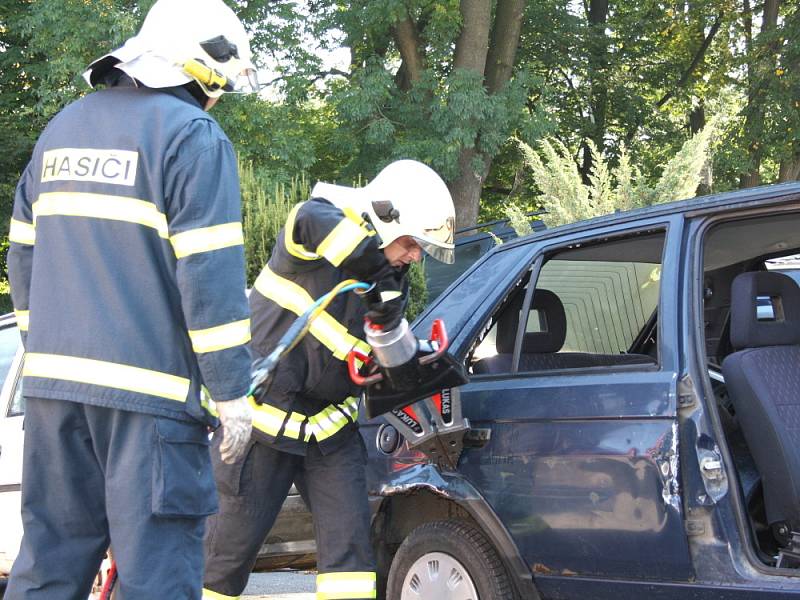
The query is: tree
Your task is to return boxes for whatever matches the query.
[300,0,538,230]
[517,118,718,228]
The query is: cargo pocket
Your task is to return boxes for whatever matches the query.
[152,417,218,518]
[211,434,255,497]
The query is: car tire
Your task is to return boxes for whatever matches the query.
[386,520,514,600]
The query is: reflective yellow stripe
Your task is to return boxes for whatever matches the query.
[23,353,190,402]
[253,266,370,361]
[308,404,351,442]
[317,219,367,267]
[170,222,244,259]
[9,218,35,245]
[316,572,377,600]
[284,411,305,440]
[248,396,287,437]
[33,192,168,238]
[14,310,30,332]
[200,386,218,417]
[202,588,240,600]
[188,319,250,354]
[284,203,320,261]
[339,396,359,421]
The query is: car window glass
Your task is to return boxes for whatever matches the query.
[415,244,533,339]
[470,230,664,374]
[8,380,24,417]
[537,259,661,354]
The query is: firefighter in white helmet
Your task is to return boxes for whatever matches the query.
[6,1,256,597]
[202,160,455,600]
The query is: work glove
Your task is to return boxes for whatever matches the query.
[363,268,409,331]
[216,396,253,464]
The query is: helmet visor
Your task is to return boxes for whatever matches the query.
[228,68,260,94]
[414,238,455,264]
[414,215,455,263]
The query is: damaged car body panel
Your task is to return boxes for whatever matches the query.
[361,182,800,599]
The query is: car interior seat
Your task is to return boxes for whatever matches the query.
[721,271,800,565]
[472,288,653,374]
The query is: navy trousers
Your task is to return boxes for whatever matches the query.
[203,433,376,599]
[6,397,218,600]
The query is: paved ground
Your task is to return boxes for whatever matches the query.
[242,571,316,600]
[0,571,317,600]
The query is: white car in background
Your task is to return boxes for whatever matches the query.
[0,314,25,584]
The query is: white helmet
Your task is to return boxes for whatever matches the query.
[83,0,258,98]
[312,160,456,264]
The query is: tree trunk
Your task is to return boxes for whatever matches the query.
[393,15,425,91]
[453,0,492,73]
[449,0,492,231]
[690,102,713,195]
[485,0,525,94]
[779,155,800,182]
[581,0,609,182]
[450,149,488,234]
[448,0,526,230]
[740,0,781,188]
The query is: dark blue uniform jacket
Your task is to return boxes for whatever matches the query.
[7,84,251,425]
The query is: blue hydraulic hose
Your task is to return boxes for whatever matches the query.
[248,281,371,398]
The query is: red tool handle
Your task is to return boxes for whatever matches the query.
[348,349,383,386]
[419,319,449,366]
[99,559,117,600]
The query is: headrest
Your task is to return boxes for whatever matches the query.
[730,271,800,350]
[523,289,567,353]
[495,289,567,354]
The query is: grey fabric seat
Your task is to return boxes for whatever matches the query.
[473,288,653,375]
[722,272,800,542]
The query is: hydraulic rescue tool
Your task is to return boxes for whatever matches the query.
[248,280,468,419]
[348,317,468,419]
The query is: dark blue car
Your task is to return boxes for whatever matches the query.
[361,182,800,599]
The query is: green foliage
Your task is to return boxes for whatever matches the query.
[406,261,428,324]
[503,205,533,238]
[239,161,307,284]
[2,0,798,260]
[518,119,718,228]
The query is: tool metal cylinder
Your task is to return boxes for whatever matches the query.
[365,318,418,367]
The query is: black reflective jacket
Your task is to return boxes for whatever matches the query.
[249,197,393,455]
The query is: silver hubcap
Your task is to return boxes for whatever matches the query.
[400,551,479,600]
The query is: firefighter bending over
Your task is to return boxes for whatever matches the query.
[5,0,258,597]
[202,160,456,600]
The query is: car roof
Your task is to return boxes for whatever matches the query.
[499,182,800,250]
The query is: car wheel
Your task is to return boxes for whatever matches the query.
[386,520,513,600]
